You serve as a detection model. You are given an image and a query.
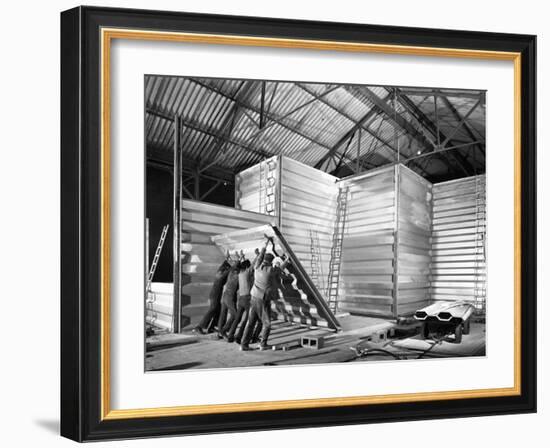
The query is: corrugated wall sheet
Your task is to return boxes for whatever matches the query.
[211,225,339,329]
[236,156,338,296]
[176,158,485,328]
[430,175,486,311]
[279,157,338,296]
[179,200,276,328]
[396,166,432,315]
[146,282,174,331]
[235,155,280,218]
[337,166,396,317]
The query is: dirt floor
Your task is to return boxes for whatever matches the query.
[145,314,486,371]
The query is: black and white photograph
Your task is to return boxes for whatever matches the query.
[144,76,487,371]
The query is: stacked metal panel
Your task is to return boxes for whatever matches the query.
[430,175,486,311]
[235,156,339,296]
[396,166,432,315]
[211,225,339,329]
[337,166,397,317]
[146,282,174,331]
[178,199,276,328]
[184,156,486,325]
[235,155,280,218]
[279,157,338,296]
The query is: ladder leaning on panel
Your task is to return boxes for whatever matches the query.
[146,224,169,293]
[327,187,349,313]
[259,158,278,215]
[309,228,324,295]
[473,176,486,314]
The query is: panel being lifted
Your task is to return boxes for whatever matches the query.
[211,225,341,331]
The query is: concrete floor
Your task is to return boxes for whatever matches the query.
[145,315,486,371]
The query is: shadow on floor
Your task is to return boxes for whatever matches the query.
[150,361,203,371]
[146,339,199,353]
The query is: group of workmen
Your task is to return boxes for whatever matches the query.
[193,236,291,351]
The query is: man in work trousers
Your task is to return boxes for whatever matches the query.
[193,258,231,334]
[240,237,290,351]
[216,253,241,339]
[227,250,256,343]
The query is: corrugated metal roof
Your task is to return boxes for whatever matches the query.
[145,76,485,181]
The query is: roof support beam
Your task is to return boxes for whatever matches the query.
[198,80,258,166]
[146,106,272,161]
[343,87,431,176]
[347,86,434,153]
[313,106,384,170]
[147,143,235,183]
[393,90,474,176]
[260,81,266,128]
[394,89,484,100]
[200,180,223,201]
[402,140,484,164]
[190,78,335,156]
[298,83,398,153]
[334,131,357,172]
[438,93,485,156]
[440,99,482,147]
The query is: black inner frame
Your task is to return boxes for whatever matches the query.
[60,6,536,442]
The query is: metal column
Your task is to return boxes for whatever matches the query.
[172,115,182,333]
[393,164,400,318]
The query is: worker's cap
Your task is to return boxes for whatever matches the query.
[264,253,275,263]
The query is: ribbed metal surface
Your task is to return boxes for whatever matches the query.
[231,158,487,318]
[235,156,338,294]
[235,155,280,215]
[396,165,432,315]
[337,166,397,317]
[279,157,339,295]
[178,200,276,328]
[430,175,486,311]
[145,76,485,180]
[146,283,174,331]
[211,224,339,329]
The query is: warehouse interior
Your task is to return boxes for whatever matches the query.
[145,76,487,370]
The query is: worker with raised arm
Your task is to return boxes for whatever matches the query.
[240,236,290,351]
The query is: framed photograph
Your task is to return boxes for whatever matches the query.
[60,6,537,441]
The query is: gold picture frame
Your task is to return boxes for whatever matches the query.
[61,6,536,441]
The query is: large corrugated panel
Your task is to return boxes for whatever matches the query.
[337,166,396,317]
[211,225,340,330]
[236,156,338,296]
[179,200,276,328]
[146,283,174,331]
[430,175,486,311]
[279,157,338,296]
[235,155,280,217]
[396,165,432,315]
